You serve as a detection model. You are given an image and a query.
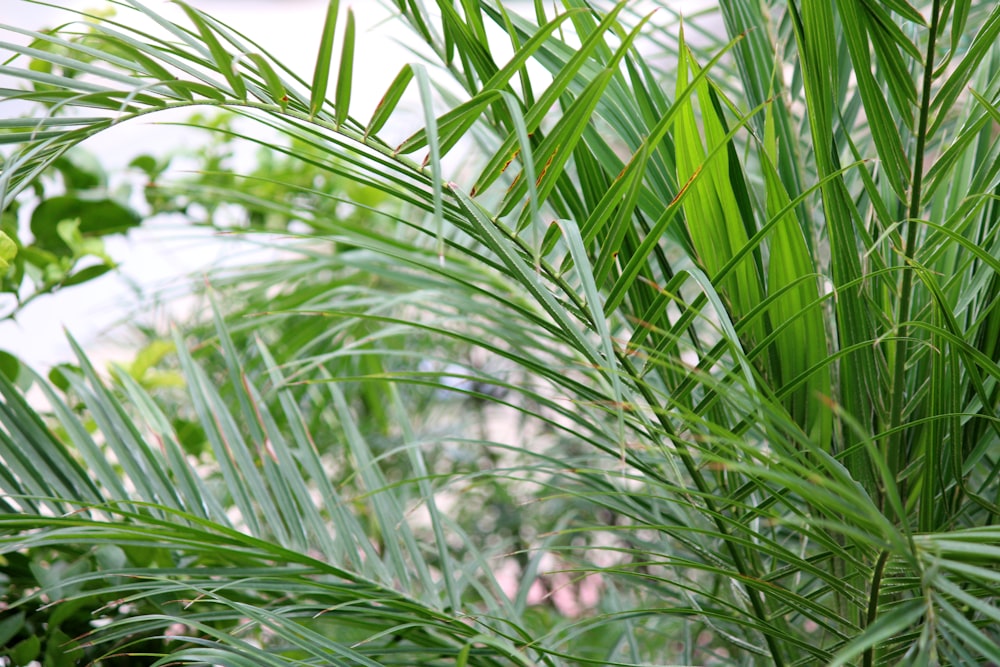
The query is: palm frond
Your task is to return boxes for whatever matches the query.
[1,0,998,664]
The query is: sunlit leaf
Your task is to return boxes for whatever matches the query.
[310,0,341,118]
[334,8,355,128]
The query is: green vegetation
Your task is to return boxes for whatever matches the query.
[1,0,999,664]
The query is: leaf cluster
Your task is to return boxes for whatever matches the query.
[0,0,999,665]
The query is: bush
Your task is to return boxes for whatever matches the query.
[1,1,999,664]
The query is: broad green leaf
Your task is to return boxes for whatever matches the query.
[761,111,831,443]
[0,351,19,383]
[674,27,763,344]
[29,197,140,257]
[59,262,112,287]
[0,231,16,271]
[0,611,25,648]
[9,635,40,665]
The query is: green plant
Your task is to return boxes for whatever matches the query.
[1,0,999,664]
[0,147,140,322]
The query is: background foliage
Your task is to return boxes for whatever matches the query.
[1,0,1000,664]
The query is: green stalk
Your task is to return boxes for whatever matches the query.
[887,0,941,491]
[862,550,890,667]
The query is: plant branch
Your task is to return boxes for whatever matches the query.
[886,0,941,498]
[862,549,890,667]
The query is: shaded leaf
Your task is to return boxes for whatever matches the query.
[29,197,140,256]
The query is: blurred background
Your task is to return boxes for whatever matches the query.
[1,0,414,370]
[1,0,713,371]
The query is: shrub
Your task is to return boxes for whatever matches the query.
[1,1,999,664]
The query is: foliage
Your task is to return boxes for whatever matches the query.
[0,148,139,322]
[0,8,145,326]
[1,0,1000,665]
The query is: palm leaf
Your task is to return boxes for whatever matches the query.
[1,0,999,664]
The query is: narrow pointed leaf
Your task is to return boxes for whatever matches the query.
[178,2,247,99]
[930,3,1000,136]
[366,64,412,137]
[247,52,287,109]
[334,8,355,128]
[310,0,341,117]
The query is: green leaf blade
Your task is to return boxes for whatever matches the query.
[334,8,355,128]
[178,2,247,99]
[366,64,412,138]
[310,0,341,118]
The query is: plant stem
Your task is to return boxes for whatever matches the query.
[887,0,941,492]
[863,550,890,667]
